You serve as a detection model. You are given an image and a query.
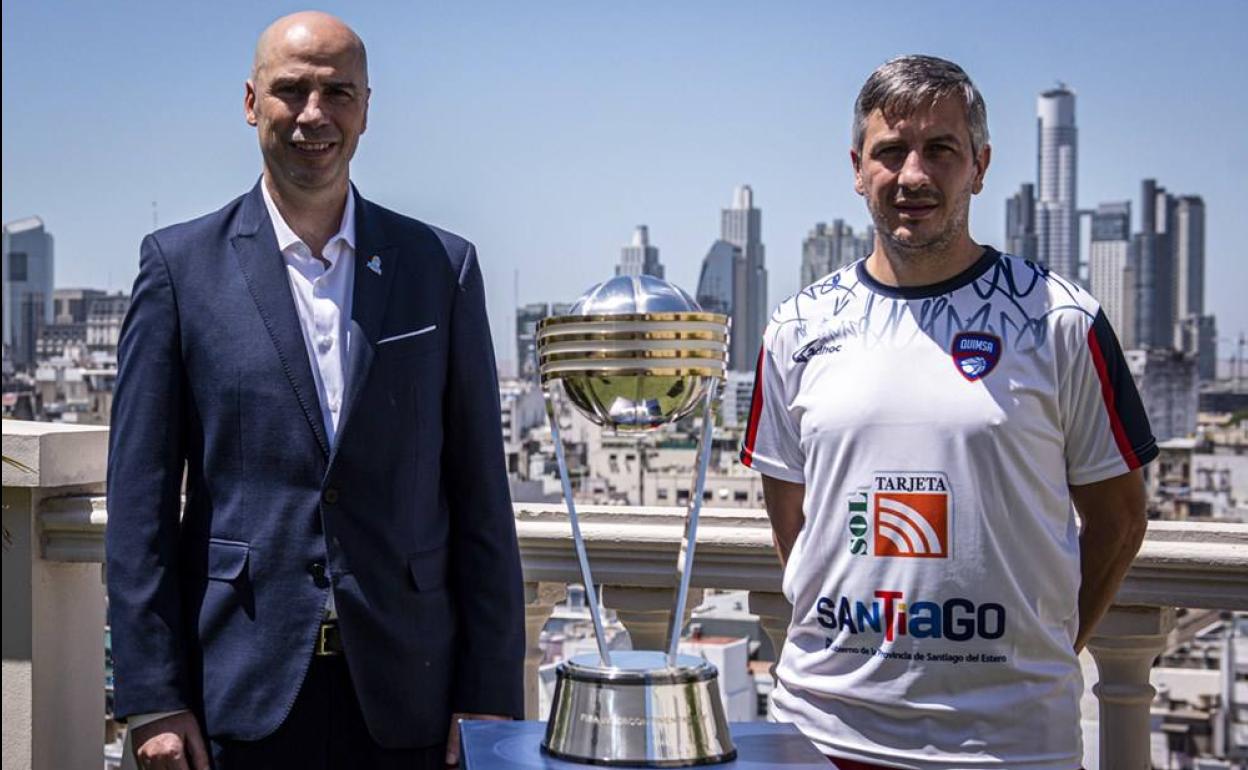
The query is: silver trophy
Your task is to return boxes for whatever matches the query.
[537,275,735,767]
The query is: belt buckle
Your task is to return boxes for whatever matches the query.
[316,620,340,656]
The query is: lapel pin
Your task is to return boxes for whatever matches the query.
[367,255,382,276]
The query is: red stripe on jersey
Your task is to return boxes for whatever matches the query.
[741,345,766,466]
[1087,325,1141,469]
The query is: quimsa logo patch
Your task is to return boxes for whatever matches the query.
[950,332,1002,381]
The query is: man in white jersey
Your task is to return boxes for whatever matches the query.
[740,55,1155,769]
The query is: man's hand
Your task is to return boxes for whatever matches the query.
[131,711,209,770]
[445,713,510,766]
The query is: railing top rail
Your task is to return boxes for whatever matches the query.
[27,495,1248,610]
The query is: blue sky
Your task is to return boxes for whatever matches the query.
[4,0,1245,370]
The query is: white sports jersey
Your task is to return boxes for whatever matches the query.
[741,249,1156,769]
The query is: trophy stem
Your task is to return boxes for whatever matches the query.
[543,388,615,668]
[665,377,720,666]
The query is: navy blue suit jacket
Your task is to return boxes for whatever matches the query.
[105,181,525,747]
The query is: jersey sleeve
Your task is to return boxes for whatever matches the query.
[739,341,806,483]
[1062,309,1159,486]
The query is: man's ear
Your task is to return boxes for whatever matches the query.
[972,144,992,194]
[244,80,258,127]
[851,148,865,196]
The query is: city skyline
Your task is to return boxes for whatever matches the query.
[3,1,1245,365]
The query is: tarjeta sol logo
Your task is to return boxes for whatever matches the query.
[847,472,951,558]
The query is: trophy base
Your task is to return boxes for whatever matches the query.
[542,651,737,767]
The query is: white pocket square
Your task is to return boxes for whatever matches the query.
[377,324,437,345]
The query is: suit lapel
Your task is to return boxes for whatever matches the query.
[231,181,331,458]
[332,188,397,463]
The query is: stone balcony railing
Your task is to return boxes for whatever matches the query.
[4,420,1248,770]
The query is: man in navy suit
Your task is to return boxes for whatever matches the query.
[105,11,524,769]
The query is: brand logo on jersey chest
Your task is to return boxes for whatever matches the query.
[793,339,841,362]
[792,322,860,363]
[950,332,1002,381]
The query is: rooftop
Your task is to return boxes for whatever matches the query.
[3,215,45,234]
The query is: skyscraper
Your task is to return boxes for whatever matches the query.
[2,216,55,369]
[1172,195,1205,323]
[616,225,664,280]
[695,240,738,319]
[515,302,550,381]
[515,301,574,381]
[1132,180,1213,371]
[1005,183,1038,262]
[1171,196,1212,378]
[1134,179,1171,348]
[1035,87,1078,279]
[800,220,871,287]
[1136,179,1192,351]
[1088,201,1135,348]
[720,185,766,371]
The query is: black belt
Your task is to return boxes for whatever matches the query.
[316,620,344,656]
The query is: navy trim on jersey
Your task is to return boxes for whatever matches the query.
[855,246,1001,299]
[1086,309,1158,470]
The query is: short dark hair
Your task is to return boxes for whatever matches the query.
[853,55,989,156]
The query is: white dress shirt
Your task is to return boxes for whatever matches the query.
[261,181,356,448]
[127,185,355,735]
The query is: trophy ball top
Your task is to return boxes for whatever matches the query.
[537,275,728,431]
[571,274,702,315]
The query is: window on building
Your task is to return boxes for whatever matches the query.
[734,490,748,502]
[657,488,669,500]
[676,490,690,503]
[8,252,28,281]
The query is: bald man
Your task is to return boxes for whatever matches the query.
[105,12,524,769]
